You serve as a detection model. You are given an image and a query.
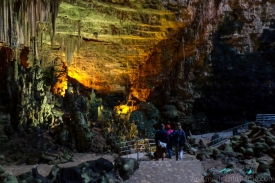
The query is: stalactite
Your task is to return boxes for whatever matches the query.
[24,13,28,46]
[0,1,2,41]
[50,0,62,48]
[55,33,65,56]
[77,20,81,55]
[3,0,7,43]
[0,0,61,61]
[61,36,64,53]
[65,36,76,66]
[37,22,43,50]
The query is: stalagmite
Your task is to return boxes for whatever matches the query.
[14,60,18,81]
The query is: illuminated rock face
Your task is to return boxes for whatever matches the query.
[51,0,225,101]
[52,0,275,101]
[52,0,186,101]
[1,0,275,120]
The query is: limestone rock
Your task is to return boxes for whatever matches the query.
[114,157,139,181]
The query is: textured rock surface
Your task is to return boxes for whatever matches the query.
[114,157,139,180]
[1,0,275,125]
[198,122,275,183]
[149,0,275,125]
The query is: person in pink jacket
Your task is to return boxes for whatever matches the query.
[166,124,174,158]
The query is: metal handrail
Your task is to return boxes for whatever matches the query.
[256,114,275,127]
[118,138,156,161]
[208,122,250,147]
[200,122,249,138]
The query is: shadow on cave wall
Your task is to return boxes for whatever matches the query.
[194,17,275,129]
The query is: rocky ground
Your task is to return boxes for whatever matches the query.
[197,122,275,183]
[0,122,107,167]
[2,153,116,177]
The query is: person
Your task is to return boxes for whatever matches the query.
[154,124,168,161]
[172,122,186,161]
[165,124,174,158]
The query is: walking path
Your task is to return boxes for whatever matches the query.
[2,153,204,183]
[127,154,204,183]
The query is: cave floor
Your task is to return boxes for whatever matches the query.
[127,153,204,183]
[3,152,204,182]
[2,153,116,177]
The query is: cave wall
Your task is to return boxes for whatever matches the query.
[1,0,275,128]
[195,17,275,123]
[149,0,275,128]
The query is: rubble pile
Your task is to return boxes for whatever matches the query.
[197,122,275,183]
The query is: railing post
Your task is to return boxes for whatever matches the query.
[127,141,130,158]
[118,142,120,157]
[136,139,139,161]
[148,139,151,159]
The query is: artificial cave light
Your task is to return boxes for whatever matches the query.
[54,79,67,96]
[115,99,138,114]
[116,105,130,114]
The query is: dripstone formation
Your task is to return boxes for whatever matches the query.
[0,0,275,182]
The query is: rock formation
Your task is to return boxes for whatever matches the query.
[1,0,275,130]
[14,158,124,183]
[199,122,275,183]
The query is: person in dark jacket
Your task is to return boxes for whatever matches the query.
[155,124,168,161]
[172,122,186,161]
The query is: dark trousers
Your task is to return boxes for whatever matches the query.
[167,143,173,158]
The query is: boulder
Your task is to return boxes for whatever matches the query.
[5,172,18,183]
[253,139,270,157]
[16,171,32,183]
[55,158,121,183]
[114,157,139,180]
[248,122,257,130]
[255,159,272,182]
[47,165,60,182]
[0,165,6,183]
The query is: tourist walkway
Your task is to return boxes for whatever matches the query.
[126,154,203,183]
[3,153,203,183]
